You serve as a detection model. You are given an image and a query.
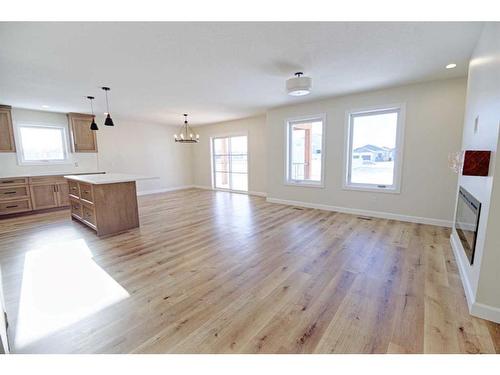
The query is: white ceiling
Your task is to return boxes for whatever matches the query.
[0,22,482,126]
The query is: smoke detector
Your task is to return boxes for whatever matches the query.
[286,72,312,96]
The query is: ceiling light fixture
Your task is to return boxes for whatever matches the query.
[446,63,457,69]
[174,114,199,143]
[101,87,115,126]
[41,105,50,109]
[286,72,312,96]
[87,96,98,131]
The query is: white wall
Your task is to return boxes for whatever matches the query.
[0,108,193,194]
[191,115,267,194]
[450,23,500,322]
[266,78,466,225]
[0,108,99,177]
[96,116,192,194]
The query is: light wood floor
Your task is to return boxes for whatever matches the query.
[0,189,498,354]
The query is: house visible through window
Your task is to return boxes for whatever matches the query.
[212,135,248,192]
[17,124,69,165]
[345,106,404,191]
[286,116,325,186]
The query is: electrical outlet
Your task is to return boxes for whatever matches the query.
[74,162,79,167]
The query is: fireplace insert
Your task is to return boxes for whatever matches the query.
[454,186,481,265]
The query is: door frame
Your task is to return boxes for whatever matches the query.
[210,133,249,193]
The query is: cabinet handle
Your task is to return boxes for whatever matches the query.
[3,191,16,195]
[1,180,14,184]
[6,205,18,208]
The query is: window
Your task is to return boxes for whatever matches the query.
[286,115,325,186]
[16,124,69,165]
[345,105,405,192]
[212,135,248,192]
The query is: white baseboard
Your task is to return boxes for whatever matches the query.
[192,185,267,198]
[471,302,500,324]
[248,191,267,197]
[450,233,475,308]
[137,185,195,196]
[266,197,453,227]
[192,185,211,190]
[450,231,500,323]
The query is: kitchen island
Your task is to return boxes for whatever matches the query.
[64,173,152,237]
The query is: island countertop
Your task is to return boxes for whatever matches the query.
[64,173,155,185]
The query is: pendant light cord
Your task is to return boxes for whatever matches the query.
[105,91,110,113]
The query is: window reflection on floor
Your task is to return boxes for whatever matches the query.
[15,239,129,349]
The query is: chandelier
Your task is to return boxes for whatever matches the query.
[174,114,199,143]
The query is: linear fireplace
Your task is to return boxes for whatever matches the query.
[455,186,481,265]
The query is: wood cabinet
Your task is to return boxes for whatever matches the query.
[0,105,15,152]
[57,182,70,207]
[0,185,30,200]
[68,113,98,153]
[0,177,32,215]
[66,178,139,236]
[29,176,70,210]
[0,173,103,218]
[30,184,59,210]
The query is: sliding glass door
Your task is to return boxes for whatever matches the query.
[212,135,248,192]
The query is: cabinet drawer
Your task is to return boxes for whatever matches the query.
[0,177,28,186]
[0,186,29,200]
[79,183,93,203]
[82,204,96,225]
[0,199,31,215]
[68,181,80,198]
[70,198,82,219]
[30,176,66,185]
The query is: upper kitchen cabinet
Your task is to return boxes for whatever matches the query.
[68,112,98,153]
[0,105,15,152]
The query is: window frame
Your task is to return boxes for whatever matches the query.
[15,122,71,166]
[210,132,249,193]
[284,113,327,188]
[343,104,406,194]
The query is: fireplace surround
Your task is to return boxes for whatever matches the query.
[454,186,481,265]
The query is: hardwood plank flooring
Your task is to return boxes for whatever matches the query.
[0,188,498,353]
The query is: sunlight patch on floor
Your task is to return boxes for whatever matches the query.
[14,238,129,349]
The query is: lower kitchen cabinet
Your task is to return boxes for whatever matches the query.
[30,184,59,210]
[0,175,71,217]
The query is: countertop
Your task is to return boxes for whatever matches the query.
[0,171,106,178]
[64,173,155,185]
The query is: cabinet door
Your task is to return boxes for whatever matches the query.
[0,107,15,152]
[57,183,70,207]
[30,184,58,210]
[68,113,98,152]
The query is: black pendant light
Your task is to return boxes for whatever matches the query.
[101,86,114,126]
[87,96,98,131]
[174,114,199,143]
